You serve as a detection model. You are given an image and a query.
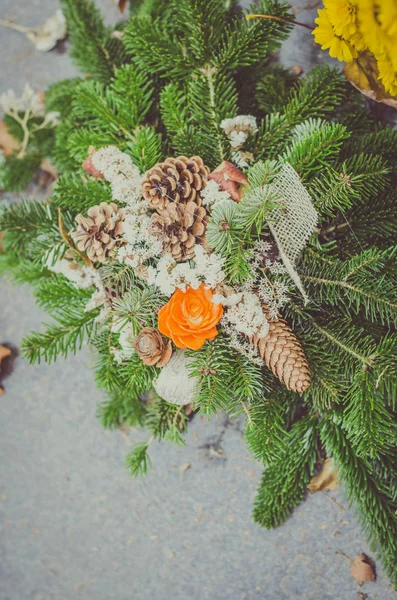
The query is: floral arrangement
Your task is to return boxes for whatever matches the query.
[1,0,397,583]
[60,135,312,406]
[312,0,397,97]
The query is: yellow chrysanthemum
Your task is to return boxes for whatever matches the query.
[324,0,367,49]
[377,57,397,95]
[312,9,359,62]
[356,0,390,59]
[378,0,397,37]
[377,0,397,70]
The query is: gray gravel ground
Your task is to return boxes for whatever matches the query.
[1,2,397,600]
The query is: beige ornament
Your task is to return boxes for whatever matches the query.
[134,328,172,367]
[142,156,210,211]
[71,202,124,263]
[153,350,199,406]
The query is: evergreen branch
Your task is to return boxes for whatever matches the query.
[60,0,120,82]
[320,418,397,585]
[52,173,111,213]
[301,248,397,327]
[125,441,153,476]
[253,416,318,528]
[22,307,97,364]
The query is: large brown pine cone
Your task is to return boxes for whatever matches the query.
[150,201,209,262]
[253,309,311,393]
[71,202,124,263]
[142,156,210,211]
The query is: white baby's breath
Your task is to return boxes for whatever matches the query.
[91,146,144,207]
[147,246,226,296]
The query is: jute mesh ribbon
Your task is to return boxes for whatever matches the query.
[268,163,318,304]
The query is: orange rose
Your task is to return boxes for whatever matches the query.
[158,284,223,350]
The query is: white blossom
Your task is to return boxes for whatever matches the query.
[45,250,102,290]
[118,209,162,269]
[200,179,233,209]
[0,83,45,117]
[147,246,226,296]
[220,115,258,138]
[91,146,144,207]
[229,130,248,149]
[85,288,108,312]
[111,321,135,363]
[26,10,67,52]
[221,291,269,338]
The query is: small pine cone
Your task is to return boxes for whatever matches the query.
[142,156,210,211]
[150,200,209,262]
[71,202,124,263]
[253,310,311,393]
[134,328,172,367]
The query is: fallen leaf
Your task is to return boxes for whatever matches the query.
[0,120,19,156]
[350,553,376,583]
[0,345,13,395]
[308,458,339,492]
[344,52,397,110]
[179,462,191,475]
[113,0,129,13]
[209,446,224,458]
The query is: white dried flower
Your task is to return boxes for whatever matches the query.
[91,146,144,207]
[26,10,67,52]
[111,321,135,363]
[147,247,225,296]
[220,115,258,137]
[200,179,233,209]
[118,209,162,270]
[222,292,269,338]
[45,251,102,290]
[0,83,45,117]
[85,288,108,312]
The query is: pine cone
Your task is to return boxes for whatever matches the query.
[134,328,172,367]
[253,310,311,393]
[71,202,124,263]
[150,201,209,262]
[142,156,210,211]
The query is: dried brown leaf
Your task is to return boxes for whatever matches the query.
[0,120,19,156]
[344,52,397,110]
[308,458,339,492]
[179,462,191,475]
[350,553,376,583]
[0,345,12,367]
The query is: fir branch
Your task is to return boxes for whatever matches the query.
[22,306,97,364]
[125,441,152,476]
[282,119,349,178]
[253,416,318,528]
[60,0,121,82]
[52,173,111,213]
[320,418,397,585]
[301,248,397,327]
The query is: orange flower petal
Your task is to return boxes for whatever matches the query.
[157,284,223,351]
